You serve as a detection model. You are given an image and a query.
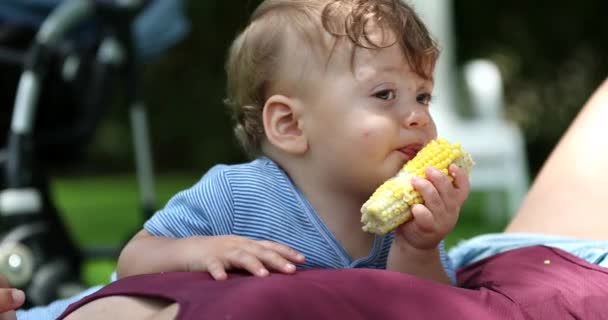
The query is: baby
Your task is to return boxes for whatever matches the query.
[116,0,470,285]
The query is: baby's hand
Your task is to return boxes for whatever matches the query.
[181,235,305,280]
[394,164,470,249]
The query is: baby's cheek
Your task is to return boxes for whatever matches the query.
[361,129,373,139]
[354,129,392,162]
[358,128,381,147]
[358,123,392,144]
[349,115,396,149]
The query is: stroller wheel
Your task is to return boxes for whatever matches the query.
[27,258,82,306]
[0,241,35,288]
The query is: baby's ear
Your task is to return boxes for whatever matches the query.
[262,95,308,155]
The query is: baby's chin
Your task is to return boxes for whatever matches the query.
[372,166,401,189]
[353,158,405,196]
[387,154,408,175]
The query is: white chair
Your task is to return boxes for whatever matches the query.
[459,60,530,224]
[408,0,530,224]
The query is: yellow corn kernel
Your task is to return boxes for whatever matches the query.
[361,138,474,235]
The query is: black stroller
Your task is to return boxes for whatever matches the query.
[0,0,188,307]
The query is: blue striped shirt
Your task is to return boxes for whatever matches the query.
[145,157,455,277]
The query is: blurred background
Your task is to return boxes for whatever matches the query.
[108,0,608,175]
[1,0,608,291]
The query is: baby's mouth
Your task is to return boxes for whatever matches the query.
[398,143,423,160]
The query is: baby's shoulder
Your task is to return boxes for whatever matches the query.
[202,157,289,192]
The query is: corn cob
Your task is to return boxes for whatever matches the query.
[361,138,474,235]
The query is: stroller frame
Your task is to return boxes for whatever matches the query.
[0,0,157,306]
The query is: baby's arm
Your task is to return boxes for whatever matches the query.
[362,139,471,284]
[116,166,304,280]
[117,229,304,280]
[386,241,451,284]
[386,164,470,284]
[116,229,190,278]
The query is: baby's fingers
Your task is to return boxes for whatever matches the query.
[228,250,269,277]
[449,164,471,202]
[258,240,305,263]
[449,164,470,190]
[410,204,436,233]
[206,258,228,281]
[256,249,297,274]
[424,166,453,200]
[412,176,445,214]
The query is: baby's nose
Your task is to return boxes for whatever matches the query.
[403,109,429,128]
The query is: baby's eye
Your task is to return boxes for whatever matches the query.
[416,93,433,105]
[373,89,396,101]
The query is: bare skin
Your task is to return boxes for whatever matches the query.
[117,231,305,281]
[62,296,175,320]
[0,276,24,320]
[505,78,608,239]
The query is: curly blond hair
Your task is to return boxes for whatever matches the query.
[224,0,439,158]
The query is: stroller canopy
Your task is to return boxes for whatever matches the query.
[0,0,190,59]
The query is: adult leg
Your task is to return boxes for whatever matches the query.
[63,296,174,320]
[505,79,608,239]
[148,303,180,320]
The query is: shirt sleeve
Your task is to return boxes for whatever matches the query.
[143,165,234,237]
[438,240,457,285]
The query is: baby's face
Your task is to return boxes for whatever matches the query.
[299,38,438,198]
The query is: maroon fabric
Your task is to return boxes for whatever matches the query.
[457,245,608,319]
[58,246,608,320]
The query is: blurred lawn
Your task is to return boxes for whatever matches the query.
[52,174,200,286]
[52,174,508,286]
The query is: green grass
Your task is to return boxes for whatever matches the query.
[53,174,198,247]
[52,174,199,286]
[51,174,508,286]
